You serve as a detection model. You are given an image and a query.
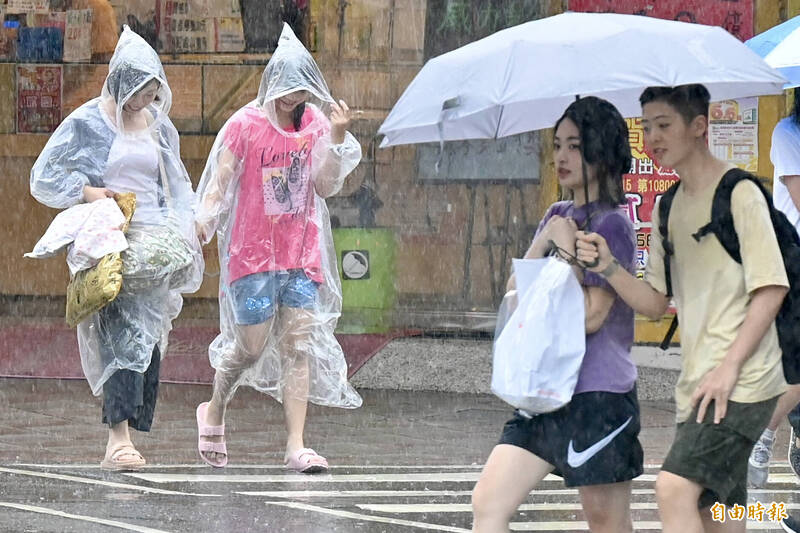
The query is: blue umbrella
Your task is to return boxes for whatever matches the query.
[746,16,800,88]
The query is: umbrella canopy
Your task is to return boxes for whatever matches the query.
[745,15,800,88]
[379,12,786,148]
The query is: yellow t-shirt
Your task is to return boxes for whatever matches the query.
[646,176,788,422]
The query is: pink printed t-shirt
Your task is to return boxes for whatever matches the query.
[224,105,327,285]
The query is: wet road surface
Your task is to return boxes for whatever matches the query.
[0,379,795,532]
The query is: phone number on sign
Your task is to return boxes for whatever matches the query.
[627,179,674,193]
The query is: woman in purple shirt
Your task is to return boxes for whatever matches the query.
[472,96,641,533]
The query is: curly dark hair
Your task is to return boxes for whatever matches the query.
[554,96,630,206]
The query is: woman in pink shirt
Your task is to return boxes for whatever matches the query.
[194,24,362,472]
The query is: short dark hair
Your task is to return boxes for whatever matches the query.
[554,96,630,206]
[639,84,710,124]
[792,88,800,125]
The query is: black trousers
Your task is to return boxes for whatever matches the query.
[101,345,161,431]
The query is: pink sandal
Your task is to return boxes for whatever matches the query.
[196,402,227,468]
[285,448,328,474]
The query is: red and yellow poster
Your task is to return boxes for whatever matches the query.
[568,0,755,41]
[622,118,680,278]
[17,65,62,134]
[709,97,759,171]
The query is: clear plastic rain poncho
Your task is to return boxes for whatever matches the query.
[195,24,362,408]
[30,26,203,395]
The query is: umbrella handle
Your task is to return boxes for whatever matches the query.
[579,241,599,269]
[547,239,599,269]
[582,256,599,268]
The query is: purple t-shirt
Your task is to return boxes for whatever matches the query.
[537,200,637,394]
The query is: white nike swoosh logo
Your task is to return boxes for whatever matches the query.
[566,416,633,468]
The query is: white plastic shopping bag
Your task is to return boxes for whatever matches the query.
[491,257,586,414]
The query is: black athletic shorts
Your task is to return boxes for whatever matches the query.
[498,387,644,487]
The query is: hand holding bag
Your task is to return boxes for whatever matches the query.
[65,192,136,327]
[491,257,586,414]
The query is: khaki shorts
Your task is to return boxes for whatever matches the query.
[662,396,778,508]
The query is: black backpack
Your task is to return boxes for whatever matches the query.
[658,168,800,384]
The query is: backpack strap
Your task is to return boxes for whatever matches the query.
[694,168,750,264]
[658,181,681,298]
[660,169,781,350]
[657,181,681,350]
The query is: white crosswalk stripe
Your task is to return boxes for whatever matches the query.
[6,462,797,532]
[133,462,794,532]
[257,463,794,532]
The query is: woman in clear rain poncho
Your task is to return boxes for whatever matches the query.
[29,27,203,470]
[194,24,362,472]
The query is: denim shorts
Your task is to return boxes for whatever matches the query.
[229,269,319,326]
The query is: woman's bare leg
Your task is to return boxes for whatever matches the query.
[280,308,315,460]
[471,444,554,533]
[201,318,274,463]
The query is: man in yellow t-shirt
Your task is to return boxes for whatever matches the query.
[576,84,788,533]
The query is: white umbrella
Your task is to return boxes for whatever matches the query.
[378,12,787,147]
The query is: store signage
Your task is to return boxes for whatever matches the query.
[342,250,370,280]
[17,64,62,134]
[568,0,754,41]
[63,9,92,63]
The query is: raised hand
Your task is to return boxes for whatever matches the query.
[546,216,578,249]
[330,99,354,144]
